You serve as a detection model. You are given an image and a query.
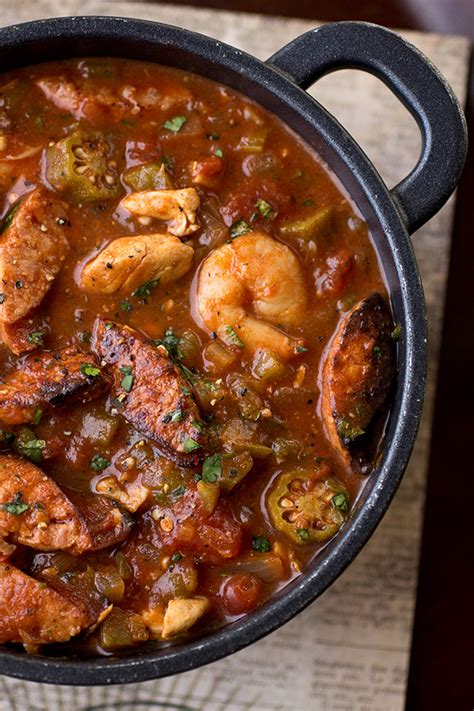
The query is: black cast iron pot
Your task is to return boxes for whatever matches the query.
[0,16,467,685]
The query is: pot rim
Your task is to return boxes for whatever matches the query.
[0,15,428,685]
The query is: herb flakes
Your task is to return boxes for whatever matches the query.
[163,115,187,133]
[229,219,252,239]
[183,437,200,453]
[90,454,110,471]
[133,278,160,302]
[80,363,101,378]
[120,365,134,393]
[202,453,222,483]
[252,535,272,553]
[255,198,274,220]
[332,492,349,513]
[224,325,245,349]
[2,492,29,516]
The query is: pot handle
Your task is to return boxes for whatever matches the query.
[267,22,467,235]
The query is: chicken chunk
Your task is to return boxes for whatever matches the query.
[321,293,396,466]
[36,76,82,113]
[92,319,207,466]
[162,597,210,639]
[80,233,194,295]
[37,77,192,124]
[120,188,200,237]
[0,454,132,554]
[95,475,149,513]
[0,188,70,324]
[0,346,108,426]
[0,562,94,646]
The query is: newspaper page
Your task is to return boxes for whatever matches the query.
[0,3,470,710]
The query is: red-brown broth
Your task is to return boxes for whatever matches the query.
[0,57,390,655]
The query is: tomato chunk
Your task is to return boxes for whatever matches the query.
[220,573,263,615]
[220,177,291,226]
[128,484,243,566]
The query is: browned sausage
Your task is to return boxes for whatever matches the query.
[321,293,396,466]
[0,346,109,426]
[0,562,95,647]
[92,319,207,466]
[65,489,134,552]
[0,454,133,554]
[0,318,42,357]
[0,188,70,325]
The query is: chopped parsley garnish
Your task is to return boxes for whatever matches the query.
[133,278,159,302]
[80,331,92,343]
[252,535,272,553]
[163,115,187,133]
[178,362,198,385]
[2,492,29,516]
[224,325,245,349]
[27,331,45,346]
[33,408,42,426]
[207,132,220,140]
[120,299,133,312]
[332,492,349,513]
[171,552,183,564]
[214,147,223,158]
[1,199,22,234]
[171,484,186,498]
[161,154,174,171]
[302,198,315,207]
[183,437,200,453]
[202,453,222,483]
[255,198,274,220]
[372,345,382,359]
[80,363,101,378]
[0,428,14,446]
[17,438,46,464]
[155,327,183,359]
[296,345,308,353]
[120,365,134,393]
[391,324,401,341]
[297,528,310,542]
[192,420,205,434]
[229,219,252,239]
[90,454,110,471]
[163,408,186,424]
[337,418,365,444]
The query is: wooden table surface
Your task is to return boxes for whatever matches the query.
[146,2,473,707]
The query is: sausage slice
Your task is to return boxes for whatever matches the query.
[92,319,207,465]
[0,346,109,426]
[321,293,396,466]
[0,454,132,554]
[0,188,70,325]
[0,562,95,646]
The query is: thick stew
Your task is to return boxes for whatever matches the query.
[0,58,396,654]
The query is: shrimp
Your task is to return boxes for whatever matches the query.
[196,230,307,359]
[120,188,200,237]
